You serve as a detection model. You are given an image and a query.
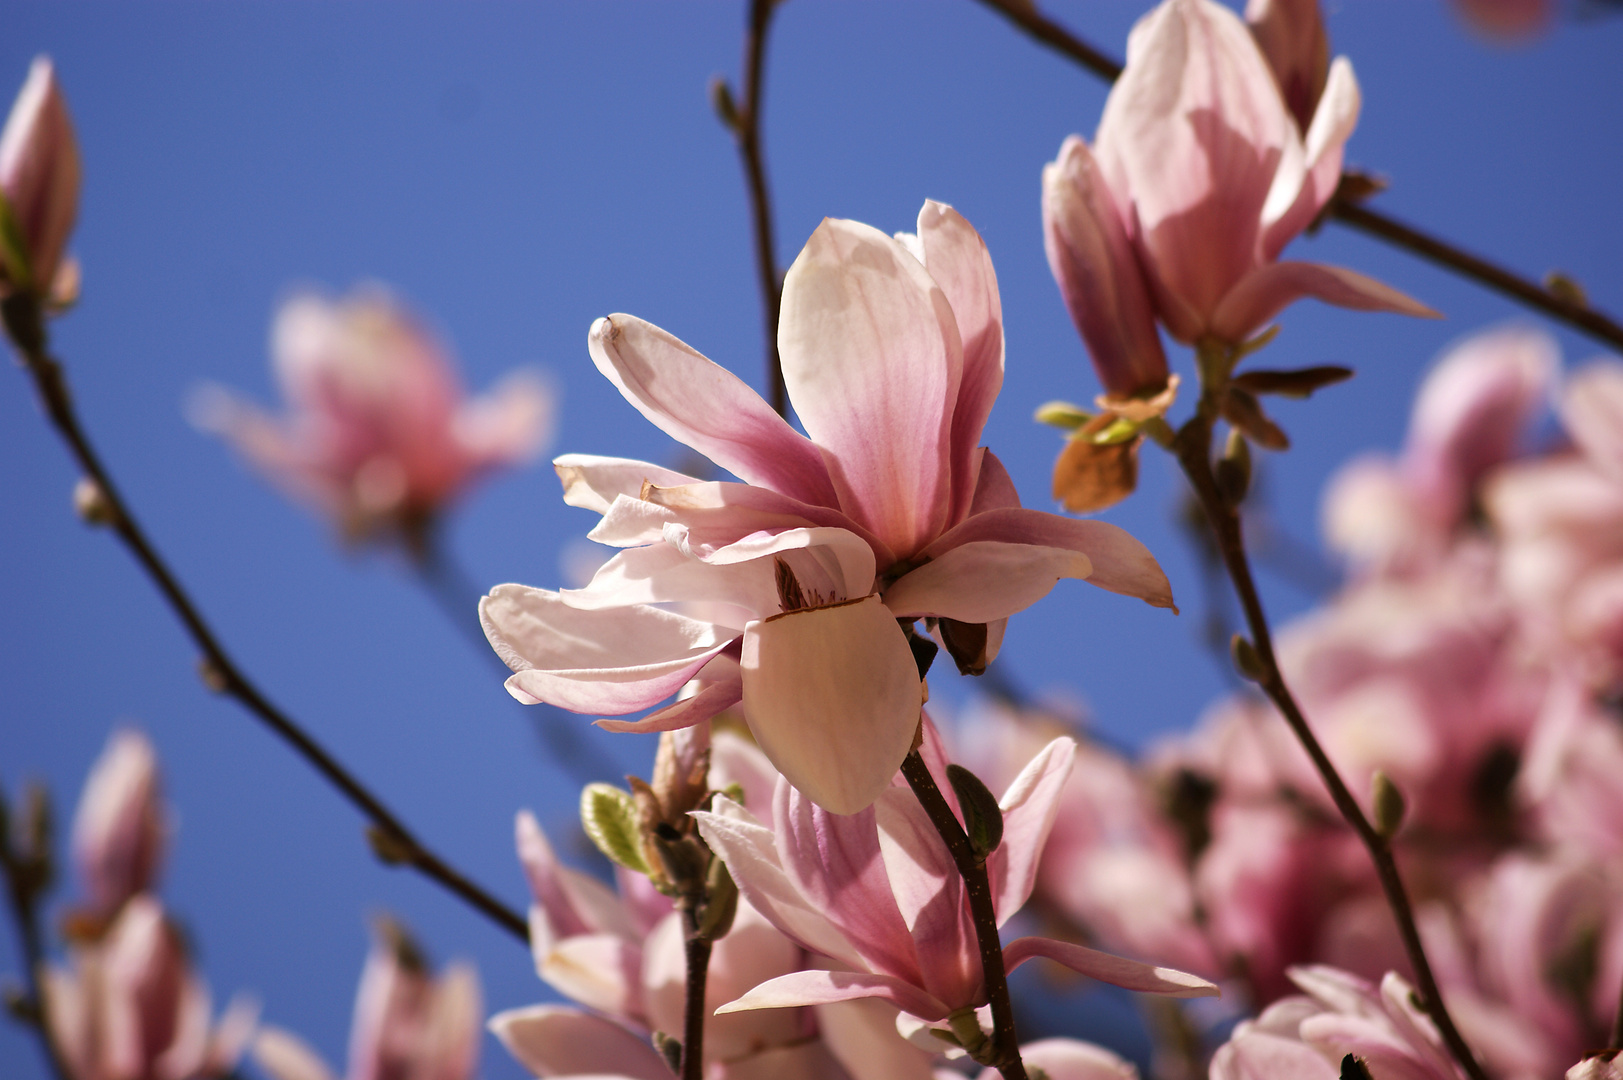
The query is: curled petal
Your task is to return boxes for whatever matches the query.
[595,676,742,734]
[488,1005,670,1080]
[1563,360,1623,481]
[553,454,703,515]
[588,314,837,507]
[1262,58,1361,259]
[1002,936,1219,998]
[481,585,736,712]
[781,217,962,558]
[1211,260,1439,345]
[882,542,1091,623]
[741,596,923,815]
[715,970,950,1023]
[968,450,1021,515]
[1211,1030,1339,1080]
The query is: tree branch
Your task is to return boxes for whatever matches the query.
[900,751,1028,1080]
[971,0,1623,354]
[1,295,529,946]
[0,792,73,1080]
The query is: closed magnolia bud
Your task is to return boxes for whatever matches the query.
[1371,770,1407,840]
[0,57,80,298]
[1231,634,1266,683]
[71,729,166,917]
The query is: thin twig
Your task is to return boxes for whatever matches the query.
[1,295,529,946]
[900,751,1029,1080]
[0,797,72,1080]
[720,0,788,419]
[971,0,1623,354]
[1172,383,1486,1080]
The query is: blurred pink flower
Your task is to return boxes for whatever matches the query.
[482,201,1172,814]
[253,920,480,1080]
[1245,0,1329,132]
[70,729,167,923]
[973,1038,1139,1080]
[1085,0,1431,345]
[695,723,1215,1038]
[0,56,80,302]
[1450,0,1553,40]
[45,895,257,1080]
[194,286,551,550]
[1520,673,1623,860]
[1211,966,1465,1080]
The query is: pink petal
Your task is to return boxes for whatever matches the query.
[1246,0,1329,132]
[873,789,981,1011]
[882,541,1091,623]
[1261,57,1360,260]
[980,1038,1139,1080]
[516,811,634,940]
[1211,1030,1339,1080]
[715,970,950,1023]
[423,964,481,1080]
[816,998,941,1080]
[1002,936,1219,998]
[0,57,80,290]
[537,933,645,1023]
[488,1005,670,1080]
[692,799,869,971]
[968,450,1022,515]
[741,596,923,815]
[924,508,1174,609]
[1042,136,1169,399]
[1096,0,1291,325]
[671,524,877,604]
[254,1029,338,1080]
[1211,260,1439,344]
[1564,360,1623,481]
[553,453,703,516]
[643,479,892,564]
[988,738,1078,927]
[453,369,552,469]
[481,585,736,713]
[588,314,837,507]
[560,542,778,620]
[780,217,962,559]
[595,676,742,734]
[71,727,166,919]
[915,201,1006,524]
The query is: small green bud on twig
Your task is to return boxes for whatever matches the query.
[946,764,1004,859]
[581,783,651,875]
[198,658,230,694]
[73,477,115,526]
[1230,634,1266,683]
[1033,400,1092,431]
[1372,771,1407,841]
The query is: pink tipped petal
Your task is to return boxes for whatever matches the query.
[873,789,980,1009]
[588,314,837,507]
[454,369,553,468]
[989,738,1078,926]
[715,970,951,1022]
[1002,936,1220,998]
[968,450,1022,515]
[923,508,1174,610]
[915,201,1006,522]
[692,799,870,971]
[741,596,923,815]
[641,480,892,565]
[516,811,634,940]
[816,998,941,1080]
[1263,58,1361,259]
[561,543,778,619]
[553,454,703,515]
[780,217,963,558]
[1246,0,1329,132]
[1212,260,1439,344]
[71,728,166,918]
[882,541,1091,623]
[481,585,736,713]
[1212,1031,1340,1080]
[254,1029,339,1080]
[595,677,743,734]
[678,525,877,603]
[0,57,80,291]
[1096,0,1291,324]
[1043,136,1170,399]
[489,1005,670,1080]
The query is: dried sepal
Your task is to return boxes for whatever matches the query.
[1053,433,1140,514]
[1230,365,1354,399]
[1221,387,1290,450]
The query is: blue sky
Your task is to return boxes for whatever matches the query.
[2,2,1620,1075]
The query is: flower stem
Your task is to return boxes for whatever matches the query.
[1,294,529,946]
[970,0,1623,355]
[680,913,713,1080]
[1172,398,1487,1080]
[900,750,1029,1080]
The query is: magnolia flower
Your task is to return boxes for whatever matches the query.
[1211,966,1464,1080]
[1245,0,1329,132]
[0,56,80,302]
[253,919,481,1080]
[483,201,1173,814]
[194,286,550,550]
[44,895,258,1080]
[71,728,167,922]
[1061,0,1431,347]
[693,723,1216,1042]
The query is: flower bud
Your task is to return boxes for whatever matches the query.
[71,729,165,918]
[73,477,115,527]
[580,783,650,876]
[946,764,1005,859]
[0,58,79,298]
[1246,0,1330,132]
[1371,770,1406,841]
[1230,634,1266,682]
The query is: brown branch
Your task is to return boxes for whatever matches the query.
[900,751,1028,1080]
[680,926,713,1080]
[1172,383,1486,1080]
[0,796,73,1080]
[1,295,529,946]
[1611,965,1623,1050]
[718,0,788,419]
[972,0,1623,354]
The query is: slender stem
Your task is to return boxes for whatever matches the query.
[2,295,528,946]
[1610,966,1623,1050]
[0,832,72,1080]
[680,912,713,1080]
[725,0,788,419]
[970,0,1623,354]
[1173,405,1486,1080]
[900,751,1028,1080]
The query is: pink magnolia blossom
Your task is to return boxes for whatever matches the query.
[1245,0,1329,133]
[482,201,1173,814]
[44,895,257,1080]
[974,1039,1138,1080]
[1519,672,1623,860]
[70,729,167,922]
[253,920,481,1080]
[0,56,80,301]
[1078,0,1431,346]
[1572,1055,1623,1080]
[1211,966,1465,1080]
[194,286,551,548]
[693,722,1216,1038]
